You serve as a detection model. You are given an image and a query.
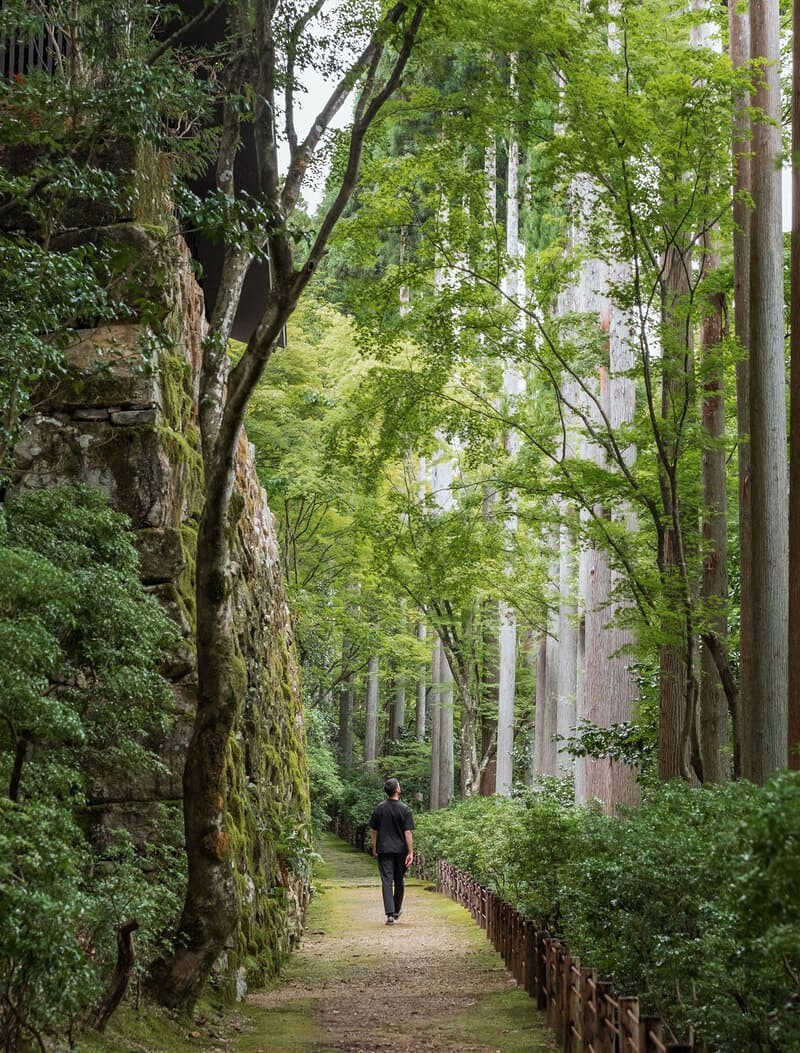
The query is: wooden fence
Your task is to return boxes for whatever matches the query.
[331,819,692,1053]
[436,860,692,1053]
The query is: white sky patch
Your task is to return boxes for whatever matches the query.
[280,73,355,213]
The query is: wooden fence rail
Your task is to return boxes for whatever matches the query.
[331,819,692,1053]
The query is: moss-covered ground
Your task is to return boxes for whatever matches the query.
[78,835,556,1053]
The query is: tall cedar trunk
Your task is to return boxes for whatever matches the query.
[748,0,788,781]
[583,526,642,811]
[364,656,379,764]
[494,110,523,795]
[415,621,427,741]
[699,253,729,783]
[574,614,586,802]
[481,597,499,794]
[519,629,537,786]
[542,556,560,777]
[580,357,639,811]
[730,4,752,779]
[533,635,548,776]
[658,243,695,781]
[429,635,442,809]
[458,676,481,796]
[556,514,577,776]
[338,673,354,765]
[605,275,641,807]
[495,601,516,793]
[789,0,800,768]
[439,648,455,806]
[393,680,406,740]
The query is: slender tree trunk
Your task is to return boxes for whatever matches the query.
[574,613,586,802]
[439,648,455,806]
[748,0,788,781]
[480,596,499,794]
[149,443,252,1010]
[699,247,729,783]
[533,634,548,776]
[556,513,577,776]
[364,656,379,765]
[658,243,696,782]
[415,621,427,741]
[393,680,406,740]
[429,636,442,809]
[789,0,800,769]
[338,672,354,766]
[542,557,560,778]
[494,101,523,795]
[495,601,516,794]
[730,4,752,780]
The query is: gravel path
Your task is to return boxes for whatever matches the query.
[243,835,556,1053]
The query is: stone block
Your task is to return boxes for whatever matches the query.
[134,527,186,583]
[111,408,158,426]
[72,408,111,421]
[36,324,163,412]
[14,416,198,530]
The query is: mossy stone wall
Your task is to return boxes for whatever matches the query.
[13,223,311,999]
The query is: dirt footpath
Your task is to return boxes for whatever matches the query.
[242,835,556,1053]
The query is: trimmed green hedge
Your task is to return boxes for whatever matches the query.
[415,777,800,1052]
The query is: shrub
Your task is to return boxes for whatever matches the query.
[414,775,800,1052]
[0,487,182,1050]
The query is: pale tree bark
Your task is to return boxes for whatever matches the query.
[151,0,426,1012]
[481,597,499,794]
[415,621,427,741]
[602,275,641,808]
[540,546,560,778]
[439,646,455,807]
[574,615,586,802]
[748,0,788,782]
[495,601,516,793]
[730,4,751,780]
[533,634,548,776]
[429,635,442,809]
[789,0,800,769]
[393,680,406,740]
[494,101,524,794]
[337,673,354,766]
[556,512,577,777]
[364,656,380,764]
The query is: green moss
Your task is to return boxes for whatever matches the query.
[177,520,198,630]
[159,352,194,434]
[132,144,173,226]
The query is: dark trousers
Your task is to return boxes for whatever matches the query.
[377,852,407,916]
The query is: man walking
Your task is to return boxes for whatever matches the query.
[370,777,414,925]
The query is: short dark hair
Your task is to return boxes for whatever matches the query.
[384,777,400,796]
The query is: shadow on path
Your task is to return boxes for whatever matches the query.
[240,834,556,1053]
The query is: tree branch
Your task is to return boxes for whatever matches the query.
[147,0,227,66]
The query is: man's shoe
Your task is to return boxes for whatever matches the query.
[385,915,394,925]
[392,911,402,920]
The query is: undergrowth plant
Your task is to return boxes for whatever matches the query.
[415,776,800,1052]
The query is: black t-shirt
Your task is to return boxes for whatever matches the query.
[369,798,415,854]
